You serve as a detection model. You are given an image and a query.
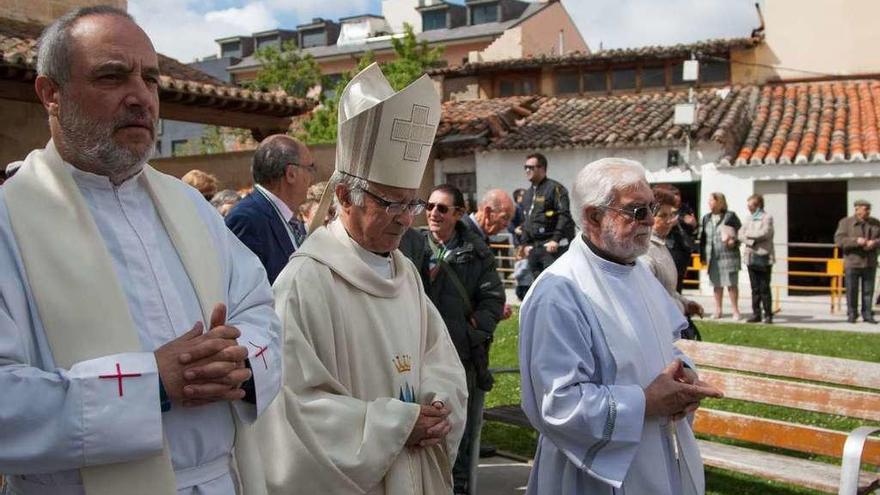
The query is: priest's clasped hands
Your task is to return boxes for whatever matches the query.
[155,303,253,407]
[406,401,453,448]
[644,359,723,421]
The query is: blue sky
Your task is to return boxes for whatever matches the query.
[130,0,760,63]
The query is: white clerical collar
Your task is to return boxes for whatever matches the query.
[255,184,293,223]
[350,235,395,279]
[63,160,145,191]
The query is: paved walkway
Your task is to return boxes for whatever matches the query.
[476,455,530,495]
[506,288,880,333]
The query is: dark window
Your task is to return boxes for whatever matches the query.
[256,36,279,50]
[471,3,498,25]
[641,66,666,89]
[220,41,241,58]
[611,68,637,90]
[555,70,579,94]
[670,61,686,85]
[498,77,537,97]
[583,71,606,92]
[171,140,189,157]
[155,141,162,156]
[701,60,730,84]
[499,79,516,97]
[301,29,325,48]
[422,10,447,30]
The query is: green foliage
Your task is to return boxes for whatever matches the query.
[246,41,321,98]
[482,315,880,495]
[300,24,443,144]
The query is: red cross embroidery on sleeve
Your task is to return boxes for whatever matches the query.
[99,363,142,397]
[248,341,269,370]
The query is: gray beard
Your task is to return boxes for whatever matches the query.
[58,99,156,182]
[600,221,651,262]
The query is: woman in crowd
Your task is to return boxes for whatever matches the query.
[640,186,704,336]
[700,192,742,320]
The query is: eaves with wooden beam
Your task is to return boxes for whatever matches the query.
[0,17,315,140]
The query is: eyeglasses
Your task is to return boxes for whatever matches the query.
[599,202,657,221]
[359,187,426,215]
[426,202,459,214]
[523,165,537,171]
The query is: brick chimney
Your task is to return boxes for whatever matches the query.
[0,0,127,26]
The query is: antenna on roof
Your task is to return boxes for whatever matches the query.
[751,2,765,38]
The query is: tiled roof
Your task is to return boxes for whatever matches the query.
[436,95,541,155]
[722,80,880,166]
[430,37,761,77]
[228,2,548,71]
[0,17,313,118]
[435,86,757,156]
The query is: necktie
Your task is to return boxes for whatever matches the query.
[289,218,306,247]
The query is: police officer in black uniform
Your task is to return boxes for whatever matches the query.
[518,152,574,278]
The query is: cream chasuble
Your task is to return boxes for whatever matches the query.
[519,235,705,495]
[255,220,467,494]
[0,141,281,495]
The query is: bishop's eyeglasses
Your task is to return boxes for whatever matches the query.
[358,187,426,215]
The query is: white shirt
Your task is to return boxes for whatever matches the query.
[0,165,281,494]
[254,184,293,223]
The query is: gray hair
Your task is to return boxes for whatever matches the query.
[210,189,241,208]
[330,170,368,208]
[251,136,303,185]
[572,157,647,227]
[37,5,134,87]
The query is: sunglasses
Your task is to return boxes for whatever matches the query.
[599,202,658,221]
[426,202,459,214]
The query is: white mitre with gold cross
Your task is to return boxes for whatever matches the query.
[335,62,440,189]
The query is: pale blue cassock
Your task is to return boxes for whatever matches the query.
[519,235,705,495]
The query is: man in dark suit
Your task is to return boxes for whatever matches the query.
[226,135,315,283]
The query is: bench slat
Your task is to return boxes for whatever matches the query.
[484,404,532,429]
[699,369,880,422]
[694,409,880,465]
[697,439,879,494]
[677,340,880,390]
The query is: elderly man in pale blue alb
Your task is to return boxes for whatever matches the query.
[519,158,723,495]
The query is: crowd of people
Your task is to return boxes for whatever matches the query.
[0,7,875,495]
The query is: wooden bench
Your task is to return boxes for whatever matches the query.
[485,341,880,494]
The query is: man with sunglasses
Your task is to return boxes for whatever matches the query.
[520,158,722,495]
[401,184,505,495]
[520,152,575,278]
[253,64,467,494]
[226,135,315,284]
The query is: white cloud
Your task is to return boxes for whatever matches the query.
[130,0,378,63]
[130,0,280,63]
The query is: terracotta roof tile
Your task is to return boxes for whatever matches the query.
[0,17,313,117]
[725,79,880,166]
[436,86,755,154]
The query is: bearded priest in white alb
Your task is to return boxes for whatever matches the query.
[252,64,467,495]
[0,8,280,495]
[519,158,723,495]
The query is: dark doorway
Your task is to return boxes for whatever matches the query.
[787,180,847,294]
[675,181,701,290]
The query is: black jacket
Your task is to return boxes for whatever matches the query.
[399,223,505,363]
[521,177,575,245]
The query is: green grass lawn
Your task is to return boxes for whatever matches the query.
[482,315,880,495]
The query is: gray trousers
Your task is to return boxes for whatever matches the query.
[845,266,877,319]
